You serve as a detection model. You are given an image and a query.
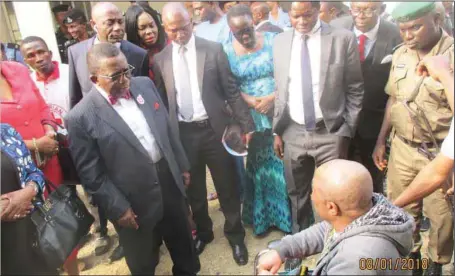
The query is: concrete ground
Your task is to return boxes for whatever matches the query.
[74,172,454,275]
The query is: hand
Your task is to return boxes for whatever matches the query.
[273,135,284,159]
[255,95,274,114]
[1,186,35,222]
[36,135,59,155]
[117,208,139,229]
[242,93,259,109]
[416,55,453,82]
[182,172,191,188]
[372,142,387,171]
[257,250,282,275]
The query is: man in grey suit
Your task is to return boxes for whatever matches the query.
[251,2,283,33]
[272,3,363,266]
[68,2,148,108]
[152,3,255,266]
[65,43,199,275]
[331,2,402,194]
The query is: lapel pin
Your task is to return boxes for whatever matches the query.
[137,94,145,105]
[154,102,160,110]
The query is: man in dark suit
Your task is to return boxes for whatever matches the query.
[65,43,199,275]
[251,2,283,33]
[152,3,255,266]
[68,2,148,108]
[272,3,363,268]
[331,1,402,194]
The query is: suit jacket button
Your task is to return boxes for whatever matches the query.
[154,181,159,185]
[24,121,29,126]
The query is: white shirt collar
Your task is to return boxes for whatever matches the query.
[293,19,322,38]
[172,34,196,52]
[94,84,112,103]
[255,19,271,30]
[94,36,121,49]
[353,18,381,41]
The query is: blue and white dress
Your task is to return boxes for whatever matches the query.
[223,32,292,235]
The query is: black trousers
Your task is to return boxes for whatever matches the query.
[348,133,384,194]
[114,159,200,276]
[179,121,245,244]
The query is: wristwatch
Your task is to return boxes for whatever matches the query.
[26,182,39,195]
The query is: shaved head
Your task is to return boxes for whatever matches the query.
[313,160,373,214]
[251,2,270,14]
[91,2,121,22]
[162,2,191,24]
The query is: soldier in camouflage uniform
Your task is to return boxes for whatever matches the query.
[373,2,454,275]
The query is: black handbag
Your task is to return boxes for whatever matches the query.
[31,180,94,269]
[41,119,80,184]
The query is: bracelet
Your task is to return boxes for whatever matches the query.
[26,182,39,196]
[32,138,39,151]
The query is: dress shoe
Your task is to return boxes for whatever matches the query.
[230,242,248,266]
[194,235,214,255]
[94,235,111,256]
[267,239,282,250]
[285,258,302,272]
[424,259,442,276]
[109,245,125,263]
[409,252,423,276]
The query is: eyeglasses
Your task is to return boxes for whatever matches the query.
[351,8,378,17]
[97,64,135,82]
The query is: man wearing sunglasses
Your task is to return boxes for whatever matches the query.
[331,2,401,196]
[65,43,200,275]
[68,2,149,109]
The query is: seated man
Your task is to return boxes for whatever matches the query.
[257,159,414,275]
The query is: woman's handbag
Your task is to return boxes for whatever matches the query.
[31,180,94,269]
[41,119,80,184]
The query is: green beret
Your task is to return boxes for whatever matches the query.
[392,2,436,23]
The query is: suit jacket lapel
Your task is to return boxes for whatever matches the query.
[195,38,206,95]
[371,20,389,65]
[91,88,150,159]
[161,46,178,117]
[319,23,333,98]
[128,82,164,152]
[279,31,293,100]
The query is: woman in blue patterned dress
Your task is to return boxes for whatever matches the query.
[223,5,291,235]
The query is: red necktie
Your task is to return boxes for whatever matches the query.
[358,34,367,62]
[109,91,132,105]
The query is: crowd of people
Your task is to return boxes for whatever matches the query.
[0,1,454,276]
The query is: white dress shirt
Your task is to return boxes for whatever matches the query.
[353,18,380,59]
[288,20,323,125]
[95,85,162,163]
[172,35,208,122]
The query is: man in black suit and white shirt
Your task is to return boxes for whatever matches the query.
[331,1,402,194]
[251,2,283,33]
[68,2,148,108]
[152,3,255,266]
[65,43,199,275]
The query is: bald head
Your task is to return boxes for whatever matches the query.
[91,2,121,22]
[90,2,124,43]
[314,160,373,212]
[251,2,270,24]
[162,2,191,24]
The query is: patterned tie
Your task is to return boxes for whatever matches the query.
[177,45,194,120]
[358,34,367,62]
[301,35,316,130]
[109,91,132,105]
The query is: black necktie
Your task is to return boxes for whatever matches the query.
[301,35,316,130]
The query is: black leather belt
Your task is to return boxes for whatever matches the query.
[179,119,210,128]
[396,135,442,149]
